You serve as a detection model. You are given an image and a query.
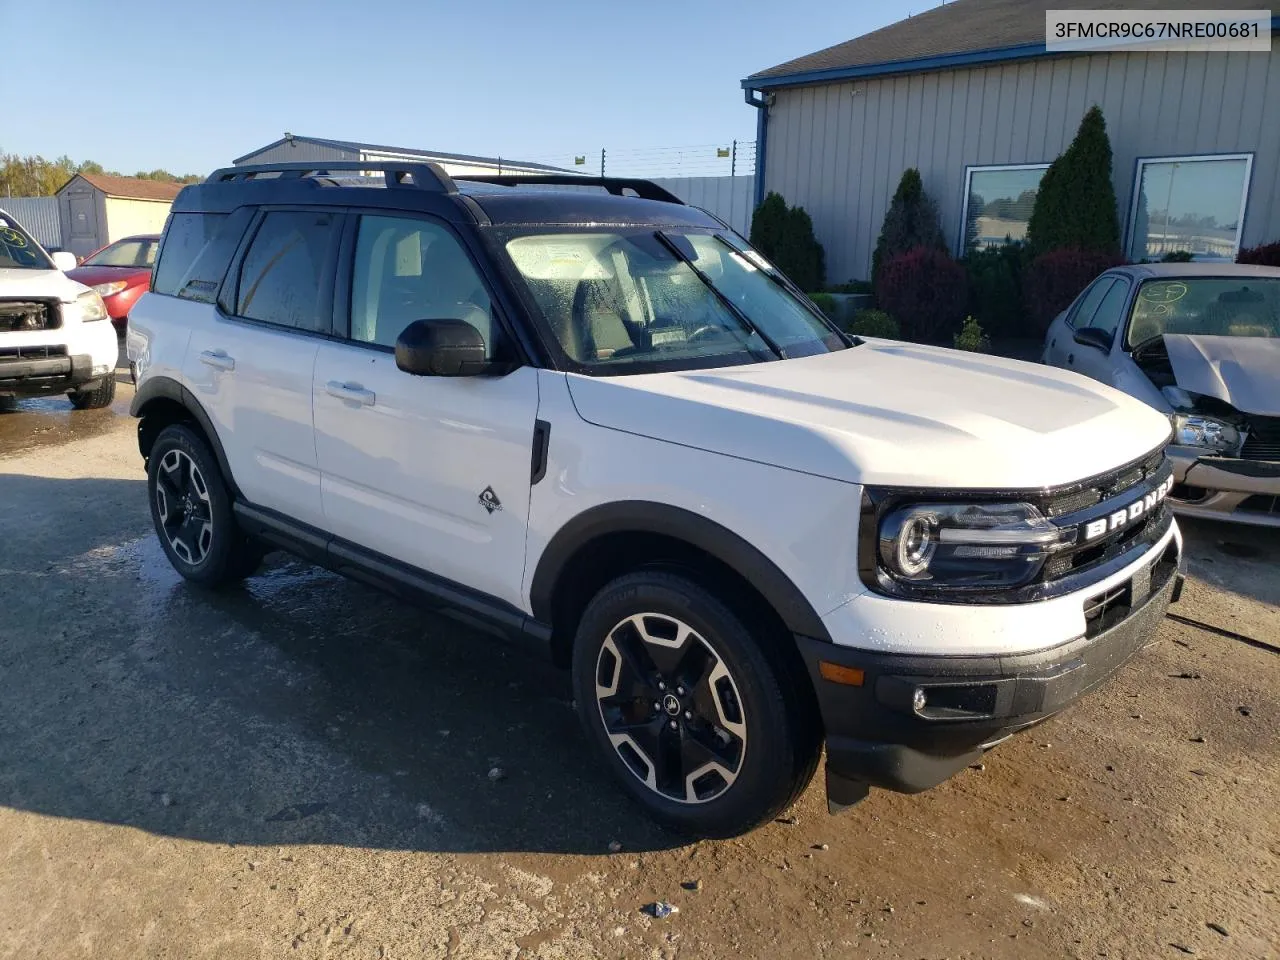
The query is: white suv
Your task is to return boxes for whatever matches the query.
[128,162,1184,837]
[0,209,119,409]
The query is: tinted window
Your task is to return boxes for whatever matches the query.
[1085,278,1130,337]
[350,215,496,355]
[153,213,227,296]
[83,238,158,268]
[234,211,337,332]
[1068,278,1114,328]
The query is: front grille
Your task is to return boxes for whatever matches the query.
[0,345,68,361]
[1241,416,1280,461]
[1239,494,1280,516]
[1039,449,1173,583]
[0,299,60,332]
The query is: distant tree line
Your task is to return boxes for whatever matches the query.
[0,152,203,197]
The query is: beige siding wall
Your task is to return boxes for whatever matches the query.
[103,198,174,243]
[764,48,1280,283]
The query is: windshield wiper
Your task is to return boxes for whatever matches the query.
[711,234,858,348]
[653,231,785,359]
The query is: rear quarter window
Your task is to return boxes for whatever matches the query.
[152,211,252,302]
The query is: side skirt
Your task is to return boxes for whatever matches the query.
[233,501,554,658]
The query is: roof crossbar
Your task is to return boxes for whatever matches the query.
[455,174,685,205]
[205,161,457,193]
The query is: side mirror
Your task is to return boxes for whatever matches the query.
[395,319,490,377]
[52,251,77,272]
[1073,326,1113,352]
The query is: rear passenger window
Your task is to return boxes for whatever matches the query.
[233,211,337,332]
[153,213,227,297]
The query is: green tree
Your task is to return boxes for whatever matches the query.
[749,191,826,292]
[1026,106,1121,256]
[872,168,945,285]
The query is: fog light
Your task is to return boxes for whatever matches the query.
[912,687,928,713]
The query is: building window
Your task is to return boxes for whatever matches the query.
[1127,154,1253,262]
[960,164,1049,253]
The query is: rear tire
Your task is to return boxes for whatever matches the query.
[147,423,262,587]
[571,570,821,838]
[68,376,116,410]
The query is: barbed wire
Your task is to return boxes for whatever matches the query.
[513,141,757,178]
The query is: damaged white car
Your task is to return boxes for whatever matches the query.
[1044,264,1280,527]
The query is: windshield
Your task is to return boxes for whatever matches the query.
[83,237,158,268]
[0,216,53,270]
[500,227,847,373]
[1127,277,1280,347]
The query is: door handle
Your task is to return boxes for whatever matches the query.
[325,380,376,406]
[1067,353,1075,364]
[199,350,235,371]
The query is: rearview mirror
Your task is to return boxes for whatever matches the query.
[1072,326,1113,352]
[52,251,77,272]
[395,319,491,377]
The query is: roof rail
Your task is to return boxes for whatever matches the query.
[455,174,685,205]
[205,161,457,193]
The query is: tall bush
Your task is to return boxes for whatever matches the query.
[876,247,968,343]
[1026,106,1121,256]
[965,242,1028,339]
[1238,241,1280,266]
[749,191,826,293]
[872,168,945,286]
[1024,248,1125,336]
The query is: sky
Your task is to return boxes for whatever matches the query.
[0,0,935,177]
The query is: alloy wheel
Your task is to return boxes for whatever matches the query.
[154,448,214,566]
[594,612,748,804]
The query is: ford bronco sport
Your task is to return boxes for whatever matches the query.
[1,208,119,409]
[128,162,1184,838]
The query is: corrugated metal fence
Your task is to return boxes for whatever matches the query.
[649,176,755,235]
[0,197,62,250]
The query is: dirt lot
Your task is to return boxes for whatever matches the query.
[0,373,1277,960]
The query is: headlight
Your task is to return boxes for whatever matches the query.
[1171,414,1240,453]
[71,289,108,322]
[878,502,1073,589]
[92,280,129,297]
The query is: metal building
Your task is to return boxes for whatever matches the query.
[56,174,183,258]
[233,134,570,178]
[742,0,1280,284]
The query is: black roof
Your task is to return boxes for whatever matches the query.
[173,162,719,229]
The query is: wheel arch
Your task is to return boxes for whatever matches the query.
[530,501,833,665]
[132,376,238,496]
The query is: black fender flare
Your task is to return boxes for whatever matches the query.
[529,501,832,643]
[131,375,238,496]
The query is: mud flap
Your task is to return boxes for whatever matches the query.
[825,764,871,814]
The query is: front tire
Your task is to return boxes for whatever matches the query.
[68,376,116,410]
[572,570,821,838]
[147,424,263,586]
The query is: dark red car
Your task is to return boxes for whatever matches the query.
[66,234,161,333]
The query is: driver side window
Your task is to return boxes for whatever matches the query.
[350,215,496,355]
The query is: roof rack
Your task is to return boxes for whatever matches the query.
[203,163,685,207]
[454,174,685,205]
[205,161,457,193]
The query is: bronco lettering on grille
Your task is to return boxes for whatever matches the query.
[1082,476,1174,542]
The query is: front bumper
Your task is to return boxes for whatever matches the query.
[1168,446,1280,527]
[0,352,99,395]
[798,538,1184,809]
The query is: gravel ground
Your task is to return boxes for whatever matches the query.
[0,374,1276,960]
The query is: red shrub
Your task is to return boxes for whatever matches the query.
[875,247,968,343]
[1023,249,1125,337]
[1237,242,1280,267]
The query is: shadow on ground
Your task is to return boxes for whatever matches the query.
[0,473,681,857]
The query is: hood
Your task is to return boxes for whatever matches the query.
[66,264,150,288]
[1162,334,1280,417]
[0,267,92,301]
[566,342,1172,489]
